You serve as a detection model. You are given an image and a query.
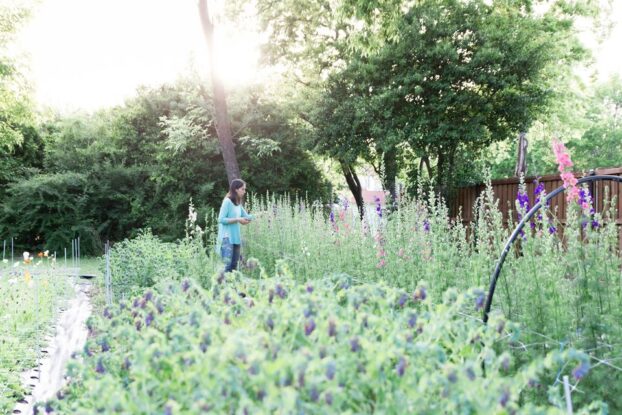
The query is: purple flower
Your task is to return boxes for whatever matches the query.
[465,367,476,381]
[474,290,485,311]
[103,307,112,319]
[447,371,457,383]
[143,290,153,302]
[156,301,165,314]
[304,319,316,336]
[374,196,382,218]
[181,279,190,292]
[329,210,335,224]
[257,389,266,401]
[398,293,408,307]
[135,320,142,331]
[396,356,407,377]
[122,357,131,370]
[101,339,110,352]
[266,317,274,331]
[326,361,336,380]
[548,224,557,234]
[328,319,337,337]
[303,308,313,318]
[325,392,333,405]
[310,386,319,402]
[572,361,590,380]
[132,298,140,308]
[306,284,314,294]
[95,358,105,374]
[275,284,287,299]
[423,219,430,233]
[408,313,417,328]
[145,312,154,327]
[200,334,211,353]
[350,337,361,352]
[499,390,510,407]
[413,287,427,301]
[164,405,172,415]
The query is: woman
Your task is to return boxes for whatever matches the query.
[217,179,253,272]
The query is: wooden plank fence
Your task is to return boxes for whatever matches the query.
[451,167,622,250]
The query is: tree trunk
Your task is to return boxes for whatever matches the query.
[514,132,528,177]
[198,0,240,183]
[340,161,365,219]
[382,148,398,210]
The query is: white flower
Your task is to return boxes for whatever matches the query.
[13,261,20,268]
[23,251,30,261]
[8,278,17,285]
[2,259,7,264]
[44,250,49,257]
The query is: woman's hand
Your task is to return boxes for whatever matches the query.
[239,218,251,225]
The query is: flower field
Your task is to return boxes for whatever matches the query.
[0,258,71,414]
[44,274,604,414]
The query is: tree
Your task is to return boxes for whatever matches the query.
[314,0,588,200]
[198,0,240,183]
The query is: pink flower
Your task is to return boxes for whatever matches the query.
[376,259,386,268]
[552,139,578,203]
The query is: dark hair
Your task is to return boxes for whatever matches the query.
[227,179,246,205]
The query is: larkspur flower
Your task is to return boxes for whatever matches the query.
[474,290,485,311]
[325,392,333,405]
[145,312,154,327]
[122,357,132,370]
[423,219,430,233]
[328,319,337,337]
[101,339,110,352]
[499,390,510,407]
[275,284,287,299]
[326,361,336,380]
[103,307,112,319]
[465,367,476,381]
[266,317,274,331]
[306,284,314,294]
[572,361,590,380]
[413,286,427,301]
[396,356,407,377]
[181,279,191,292]
[350,337,361,352]
[408,313,417,328]
[374,196,382,218]
[304,318,316,336]
[310,387,319,402]
[95,358,105,374]
[552,139,580,202]
[398,293,408,307]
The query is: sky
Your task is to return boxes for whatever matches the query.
[12,0,260,113]
[11,0,622,113]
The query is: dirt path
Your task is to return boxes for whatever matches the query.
[13,280,92,415]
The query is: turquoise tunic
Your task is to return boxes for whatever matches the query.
[216,197,253,251]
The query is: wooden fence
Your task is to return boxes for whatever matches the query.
[451,167,622,250]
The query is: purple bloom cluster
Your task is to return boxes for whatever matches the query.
[374,196,382,218]
[396,356,407,377]
[516,189,530,238]
[423,219,430,233]
[304,318,316,336]
[572,361,590,380]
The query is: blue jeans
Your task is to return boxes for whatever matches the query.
[225,243,241,272]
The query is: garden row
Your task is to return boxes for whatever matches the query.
[43,272,604,414]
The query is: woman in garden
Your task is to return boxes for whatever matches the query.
[217,178,253,272]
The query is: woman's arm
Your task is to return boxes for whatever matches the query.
[240,206,254,220]
[218,199,239,225]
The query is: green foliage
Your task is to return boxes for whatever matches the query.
[0,264,71,414]
[46,275,604,413]
[0,172,100,254]
[241,183,622,409]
